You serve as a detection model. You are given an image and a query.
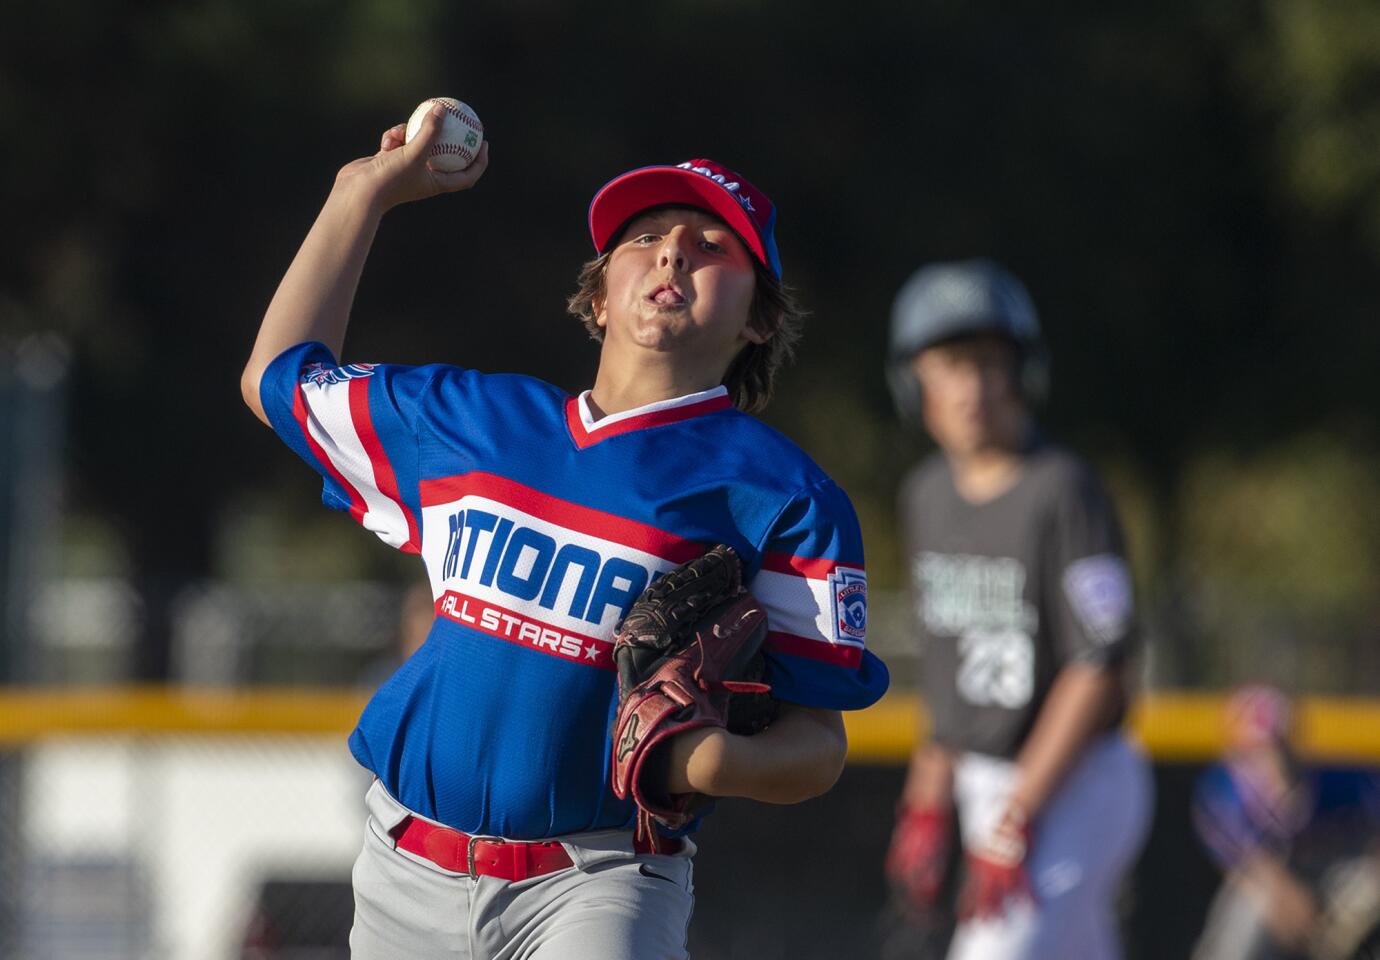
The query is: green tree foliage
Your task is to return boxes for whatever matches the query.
[1178,434,1380,690]
[1182,435,1380,615]
[3,2,1378,686]
[1236,0,1380,240]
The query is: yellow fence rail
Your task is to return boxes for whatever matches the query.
[844,691,1380,764]
[1,687,1378,764]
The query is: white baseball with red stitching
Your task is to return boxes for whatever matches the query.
[404,97,484,172]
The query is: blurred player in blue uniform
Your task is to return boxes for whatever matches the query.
[1192,685,1380,960]
[240,105,888,958]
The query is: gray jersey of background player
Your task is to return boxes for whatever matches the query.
[883,260,1151,960]
[904,436,1134,757]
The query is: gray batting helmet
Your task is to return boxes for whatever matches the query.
[886,258,1048,424]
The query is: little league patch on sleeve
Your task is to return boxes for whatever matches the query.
[300,361,377,386]
[829,567,868,642]
[1062,554,1133,645]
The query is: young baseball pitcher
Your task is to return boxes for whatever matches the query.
[240,102,889,958]
[882,260,1152,959]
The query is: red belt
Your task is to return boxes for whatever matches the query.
[391,816,679,880]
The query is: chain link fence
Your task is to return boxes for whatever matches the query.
[5,736,363,960]
[8,576,1380,958]
[1,580,918,959]
[27,579,922,690]
[28,576,1380,696]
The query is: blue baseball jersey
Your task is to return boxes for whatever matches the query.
[261,341,889,839]
[1193,760,1380,872]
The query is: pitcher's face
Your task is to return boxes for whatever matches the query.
[596,208,763,364]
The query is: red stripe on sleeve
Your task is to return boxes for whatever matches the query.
[419,472,703,564]
[293,385,369,527]
[760,552,844,581]
[765,631,863,668]
[349,378,421,554]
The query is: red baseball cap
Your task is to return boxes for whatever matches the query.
[587,159,783,279]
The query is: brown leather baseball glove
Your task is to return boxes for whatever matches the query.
[609,544,778,841]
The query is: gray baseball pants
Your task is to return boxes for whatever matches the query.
[349,779,696,959]
[946,732,1153,960]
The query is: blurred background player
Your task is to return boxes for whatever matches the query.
[1191,684,1380,960]
[882,259,1153,959]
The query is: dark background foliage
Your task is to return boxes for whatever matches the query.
[3,0,1378,688]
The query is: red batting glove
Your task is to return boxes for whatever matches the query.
[958,804,1034,921]
[885,804,953,910]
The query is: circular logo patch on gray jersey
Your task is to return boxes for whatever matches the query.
[1061,554,1132,645]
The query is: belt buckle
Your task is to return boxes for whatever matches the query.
[466,833,504,879]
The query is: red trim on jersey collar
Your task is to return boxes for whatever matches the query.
[564,393,734,450]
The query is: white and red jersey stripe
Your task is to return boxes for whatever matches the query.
[292,369,421,553]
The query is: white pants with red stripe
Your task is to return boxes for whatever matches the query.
[349,780,696,960]
[947,732,1153,960]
